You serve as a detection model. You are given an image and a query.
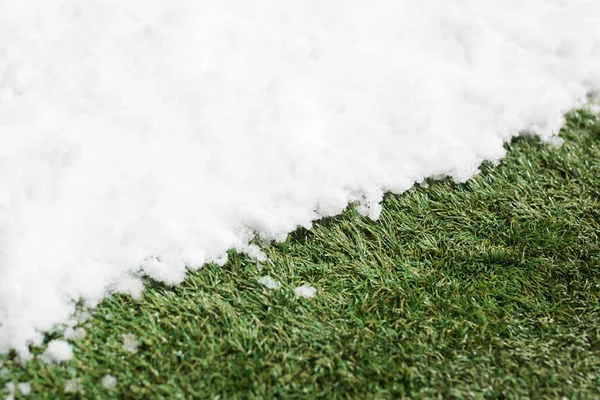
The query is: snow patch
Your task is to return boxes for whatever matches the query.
[258,276,281,290]
[0,0,599,356]
[101,374,117,389]
[122,334,140,354]
[3,382,15,400]
[17,383,31,397]
[64,379,82,394]
[40,340,73,364]
[294,284,317,299]
[63,327,86,341]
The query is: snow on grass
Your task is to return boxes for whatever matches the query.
[121,334,140,354]
[1,1,600,357]
[3,382,15,400]
[2,381,31,399]
[63,327,86,341]
[101,374,117,390]
[258,276,281,290]
[39,340,73,364]
[294,284,317,299]
[64,378,83,394]
[17,382,31,397]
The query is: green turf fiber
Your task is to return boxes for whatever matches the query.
[2,109,600,399]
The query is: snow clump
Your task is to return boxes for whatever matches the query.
[294,284,317,299]
[258,276,281,290]
[40,340,73,364]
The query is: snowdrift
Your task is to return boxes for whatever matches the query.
[1,0,599,357]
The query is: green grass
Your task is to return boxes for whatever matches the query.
[2,109,600,399]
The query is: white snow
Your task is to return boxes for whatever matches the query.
[40,340,73,364]
[1,1,600,357]
[17,382,31,397]
[258,276,281,290]
[294,284,317,299]
[3,382,15,400]
[63,327,86,341]
[64,379,82,394]
[101,374,118,390]
[121,334,140,354]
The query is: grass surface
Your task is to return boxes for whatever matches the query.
[2,110,600,399]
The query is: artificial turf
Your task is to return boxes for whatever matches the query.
[1,109,600,399]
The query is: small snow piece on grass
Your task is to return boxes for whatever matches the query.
[546,135,564,149]
[3,382,15,400]
[64,327,86,341]
[40,340,73,364]
[17,382,31,397]
[258,275,281,290]
[64,378,82,394]
[122,334,140,354]
[294,284,317,299]
[101,374,117,389]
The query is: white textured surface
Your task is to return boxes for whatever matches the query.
[40,340,73,364]
[295,284,317,299]
[258,275,282,290]
[101,374,118,389]
[121,334,140,354]
[1,1,599,356]
[17,382,31,397]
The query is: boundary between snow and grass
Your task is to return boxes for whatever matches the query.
[1,108,599,398]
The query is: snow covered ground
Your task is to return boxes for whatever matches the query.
[1,1,599,358]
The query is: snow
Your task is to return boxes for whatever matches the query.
[40,340,73,364]
[101,374,117,390]
[1,1,600,357]
[121,334,140,354]
[64,379,82,394]
[17,382,31,397]
[258,276,281,290]
[294,284,317,299]
[3,382,14,400]
[63,327,86,341]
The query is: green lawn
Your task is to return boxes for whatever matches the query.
[2,109,600,399]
